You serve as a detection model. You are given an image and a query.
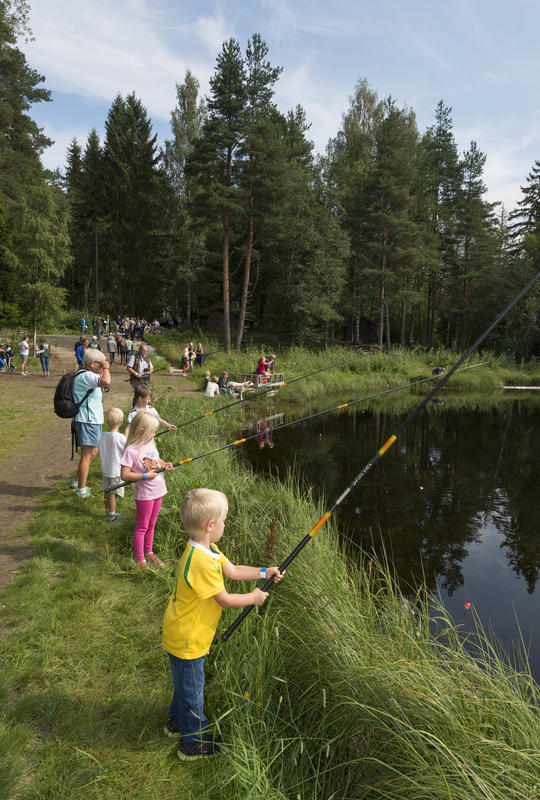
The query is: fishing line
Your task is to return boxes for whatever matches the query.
[106,361,487,493]
[154,350,401,438]
[221,269,540,641]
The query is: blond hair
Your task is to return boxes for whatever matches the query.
[105,407,124,428]
[180,488,228,535]
[125,410,159,448]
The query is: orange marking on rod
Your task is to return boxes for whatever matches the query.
[204,411,213,417]
[234,438,246,445]
[378,434,397,456]
[180,458,193,464]
[309,511,332,537]
[337,403,348,409]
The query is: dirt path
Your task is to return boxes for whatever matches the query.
[0,336,197,589]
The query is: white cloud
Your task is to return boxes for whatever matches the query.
[454,119,540,210]
[275,59,346,152]
[25,0,224,121]
[39,123,93,172]
[187,8,232,54]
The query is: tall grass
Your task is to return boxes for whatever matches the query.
[0,392,539,799]
[151,332,540,394]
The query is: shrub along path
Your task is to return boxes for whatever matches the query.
[0,335,196,591]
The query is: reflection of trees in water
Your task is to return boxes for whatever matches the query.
[248,402,540,596]
[355,409,486,595]
[491,471,540,594]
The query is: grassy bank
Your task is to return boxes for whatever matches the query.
[151,331,540,394]
[1,392,539,799]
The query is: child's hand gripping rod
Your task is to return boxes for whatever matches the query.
[220,269,540,642]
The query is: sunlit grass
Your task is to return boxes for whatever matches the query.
[0,391,539,799]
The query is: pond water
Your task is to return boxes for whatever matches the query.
[241,394,540,681]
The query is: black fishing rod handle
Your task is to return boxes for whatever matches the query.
[220,574,278,642]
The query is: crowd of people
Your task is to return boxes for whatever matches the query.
[0,335,53,377]
[80,314,162,341]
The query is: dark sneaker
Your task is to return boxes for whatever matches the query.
[177,739,220,761]
[164,717,180,738]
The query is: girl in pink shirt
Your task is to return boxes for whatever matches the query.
[120,412,174,571]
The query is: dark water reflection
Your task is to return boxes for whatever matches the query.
[242,397,540,679]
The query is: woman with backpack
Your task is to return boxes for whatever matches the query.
[71,348,111,498]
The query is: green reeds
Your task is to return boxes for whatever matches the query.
[0,392,538,799]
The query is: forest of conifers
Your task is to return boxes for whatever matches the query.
[1,1,540,355]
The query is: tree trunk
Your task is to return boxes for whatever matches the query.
[377,232,388,349]
[186,282,191,326]
[222,144,233,351]
[236,184,254,351]
[94,224,99,317]
[426,272,436,349]
[222,211,231,351]
[385,301,391,351]
[458,230,471,350]
[400,297,406,347]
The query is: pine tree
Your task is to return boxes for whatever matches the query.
[417,101,462,348]
[324,79,384,342]
[0,0,72,329]
[451,141,498,349]
[103,93,162,313]
[234,34,282,350]
[206,38,247,350]
[362,101,420,349]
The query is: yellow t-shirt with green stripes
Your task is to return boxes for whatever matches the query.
[162,539,229,659]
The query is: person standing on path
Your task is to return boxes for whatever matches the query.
[75,338,89,368]
[126,343,153,403]
[36,338,51,377]
[4,340,13,373]
[18,336,29,375]
[71,348,111,498]
[107,334,116,364]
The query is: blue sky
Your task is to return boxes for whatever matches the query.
[25,0,540,210]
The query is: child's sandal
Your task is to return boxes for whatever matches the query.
[146,553,164,567]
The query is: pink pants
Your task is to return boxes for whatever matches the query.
[133,497,163,562]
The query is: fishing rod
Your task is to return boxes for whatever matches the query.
[106,361,488,492]
[123,365,169,382]
[221,270,540,641]
[153,350,372,438]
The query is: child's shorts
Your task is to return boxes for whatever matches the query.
[102,476,125,498]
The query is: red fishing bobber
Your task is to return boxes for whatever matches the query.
[464,601,471,609]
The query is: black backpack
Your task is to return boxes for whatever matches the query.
[54,369,96,419]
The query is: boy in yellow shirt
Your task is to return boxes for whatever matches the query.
[162,488,283,760]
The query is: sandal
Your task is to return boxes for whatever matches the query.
[146,552,164,567]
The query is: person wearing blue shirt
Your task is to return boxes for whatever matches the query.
[75,338,89,368]
[72,348,110,498]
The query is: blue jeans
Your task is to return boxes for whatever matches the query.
[167,652,208,742]
[40,356,49,372]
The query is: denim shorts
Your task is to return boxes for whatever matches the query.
[73,421,102,447]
